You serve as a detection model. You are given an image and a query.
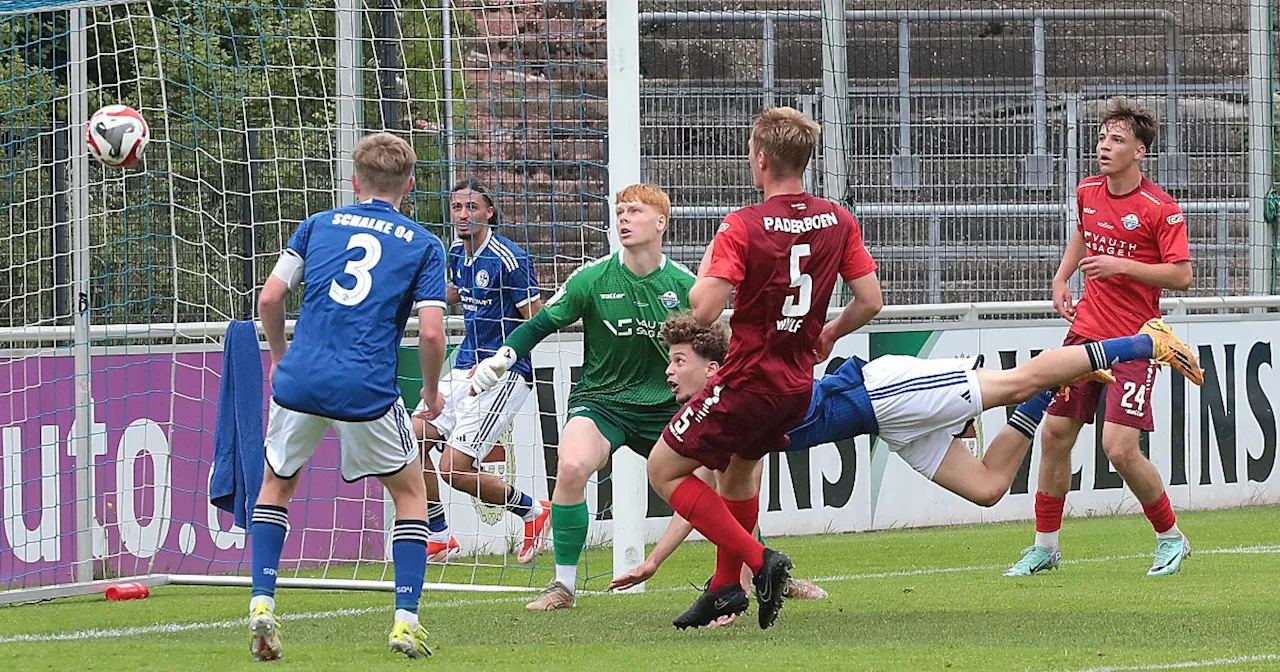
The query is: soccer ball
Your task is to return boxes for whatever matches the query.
[87,105,149,167]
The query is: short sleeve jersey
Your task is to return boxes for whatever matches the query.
[1071,176,1191,340]
[705,193,877,395]
[272,198,448,421]
[534,251,696,408]
[449,232,540,380]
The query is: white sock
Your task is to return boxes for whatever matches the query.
[555,564,577,592]
[1157,522,1183,540]
[394,608,419,629]
[1035,530,1060,550]
[249,595,275,614]
[523,500,543,523]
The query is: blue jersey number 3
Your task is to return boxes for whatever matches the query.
[329,233,382,306]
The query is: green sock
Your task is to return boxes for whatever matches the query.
[756,527,766,545]
[552,501,590,567]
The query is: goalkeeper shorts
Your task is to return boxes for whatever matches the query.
[565,398,679,458]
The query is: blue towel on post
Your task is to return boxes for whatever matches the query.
[210,320,266,530]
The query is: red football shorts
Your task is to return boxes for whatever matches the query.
[661,383,811,472]
[1047,331,1159,431]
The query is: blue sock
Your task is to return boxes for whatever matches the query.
[392,519,429,614]
[504,485,534,519]
[1008,389,1056,439]
[1089,335,1155,369]
[250,504,289,598]
[426,502,448,535]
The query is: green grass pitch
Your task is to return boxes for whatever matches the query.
[2,506,1278,671]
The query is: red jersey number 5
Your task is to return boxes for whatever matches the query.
[782,244,812,317]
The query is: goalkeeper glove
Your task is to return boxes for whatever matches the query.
[471,346,517,394]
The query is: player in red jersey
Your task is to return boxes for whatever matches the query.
[1005,98,1203,579]
[646,106,884,630]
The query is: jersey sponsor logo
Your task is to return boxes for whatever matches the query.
[459,293,494,309]
[1122,214,1140,230]
[660,290,679,309]
[1083,207,1097,214]
[475,269,490,288]
[604,317,661,338]
[600,292,625,300]
[1166,212,1185,225]
[1083,230,1140,257]
[1096,221,1115,230]
[762,212,839,234]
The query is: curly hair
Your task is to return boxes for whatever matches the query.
[660,312,729,365]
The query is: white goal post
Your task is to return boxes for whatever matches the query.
[0,0,631,603]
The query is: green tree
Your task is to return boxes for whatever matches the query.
[0,1,452,328]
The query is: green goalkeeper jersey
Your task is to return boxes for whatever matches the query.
[505,251,696,408]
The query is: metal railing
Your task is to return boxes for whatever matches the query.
[640,8,1186,190]
[639,6,1274,300]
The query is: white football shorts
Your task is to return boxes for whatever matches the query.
[418,368,531,468]
[864,355,983,479]
[264,397,418,482]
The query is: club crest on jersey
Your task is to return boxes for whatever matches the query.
[475,269,490,288]
[660,291,679,309]
[1122,214,1140,230]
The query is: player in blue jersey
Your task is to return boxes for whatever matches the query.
[610,312,1202,624]
[410,179,550,564]
[250,133,446,660]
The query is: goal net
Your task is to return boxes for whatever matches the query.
[0,0,615,600]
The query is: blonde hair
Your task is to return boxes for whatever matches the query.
[353,132,416,195]
[750,106,821,177]
[615,183,671,221]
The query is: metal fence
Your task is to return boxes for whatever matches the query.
[638,1,1278,307]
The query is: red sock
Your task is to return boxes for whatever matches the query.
[1035,492,1066,533]
[669,478,766,577]
[709,495,760,590]
[1142,492,1177,534]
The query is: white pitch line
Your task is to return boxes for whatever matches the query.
[0,595,532,645]
[4,544,1278,645]
[806,544,1280,583]
[1063,653,1280,672]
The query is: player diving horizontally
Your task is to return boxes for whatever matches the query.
[610,312,1204,629]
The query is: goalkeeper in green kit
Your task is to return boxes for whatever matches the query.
[469,183,697,610]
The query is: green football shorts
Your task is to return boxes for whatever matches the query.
[565,399,679,458]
